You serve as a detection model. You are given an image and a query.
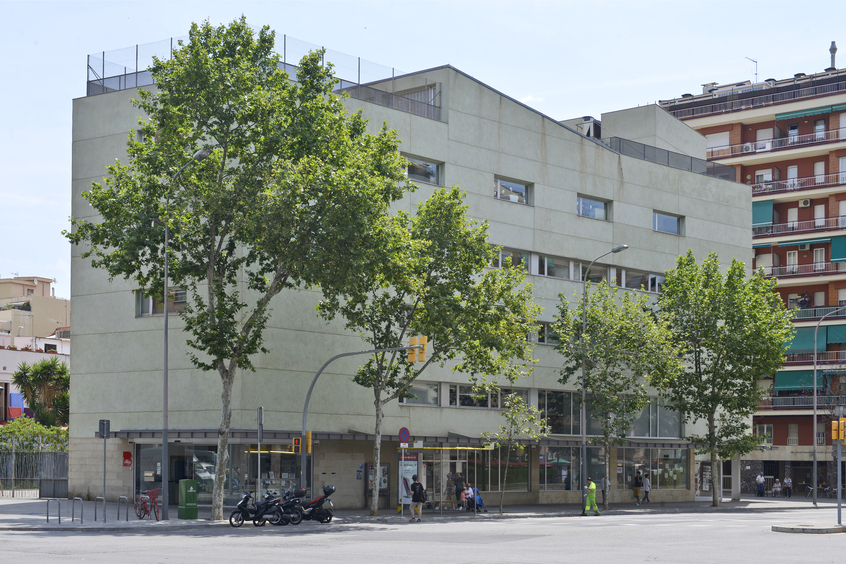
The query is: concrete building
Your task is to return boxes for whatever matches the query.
[659,42,846,495]
[71,34,751,509]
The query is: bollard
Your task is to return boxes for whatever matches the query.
[94,496,106,522]
[118,496,129,521]
[72,497,84,523]
[46,498,61,524]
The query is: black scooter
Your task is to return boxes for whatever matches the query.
[271,487,306,526]
[300,485,335,523]
[229,491,283,527]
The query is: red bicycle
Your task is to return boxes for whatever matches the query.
[135,488,161,521]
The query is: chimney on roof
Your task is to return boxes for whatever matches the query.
[826,41,838,72]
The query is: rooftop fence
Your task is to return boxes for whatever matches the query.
[602,137,737,181]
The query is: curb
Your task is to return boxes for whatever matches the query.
[772,524,846,534]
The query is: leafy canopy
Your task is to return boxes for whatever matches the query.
[12,357,70,427]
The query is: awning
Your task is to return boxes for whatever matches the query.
[788,326,826,351]
[827,324,846,344]
[776,106,832,121]
[832,103,846,112]
[831,235,846,262]
[753,243,773,249]
[752,200,774,227]
[774,370,824,391]
[778,238,830,248]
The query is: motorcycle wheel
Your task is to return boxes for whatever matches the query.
[229,510,245,528]
[288,508,303,525]
[320,514,333,524]
[268,507,284,526]
[253,517,267,527]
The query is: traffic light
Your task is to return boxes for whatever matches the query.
[293,437,302,454]
[833,420,839,441]
[408,336,428,363]
[306,430,312,454]
[840,419,846,441]
[408,337,418,362]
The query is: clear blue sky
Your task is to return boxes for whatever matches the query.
[3,0,844,300]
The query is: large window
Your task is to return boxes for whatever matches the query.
[535,322,560,345]
[538,390,578,435]
[406,156,441,185]
[494,178,530,205]
[492,247,529,271]
[537,254,570,279]
[627,398,682,439]
[399,382,439,406]
[135,288,187,317]
[617,447,689,490]
[448,385,527,409]
[577,196,609,220]
[653,212,682,235]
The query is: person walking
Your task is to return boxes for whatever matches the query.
[582,477,600,516]
[642,473,651,503]
[784,475,793,498]
[756,472,765,497]
[600,476,608,506]
[410,474,425,522]
[633,471,644,505]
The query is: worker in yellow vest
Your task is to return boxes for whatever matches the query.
[583,477,600,516]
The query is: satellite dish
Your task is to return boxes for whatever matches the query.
[33,279,38,286]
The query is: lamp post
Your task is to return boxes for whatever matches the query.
[161,148,211,520]
[812,303,846,507]
[580,244,628,512]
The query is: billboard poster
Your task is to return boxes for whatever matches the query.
[399,453,419,505]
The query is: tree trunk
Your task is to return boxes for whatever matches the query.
[709,413,720,508]
[370,403,383,516]
[603,440,611,510]
[499,442,511,514]
[210,371,234,520]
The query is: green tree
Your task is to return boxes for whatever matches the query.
[0,417,69,451]
[318,187,539,516]
[553,280,681,510]
[656,251,793,507]
[481,389,549,514]
[11,357,70,427]
[65,18,409,519]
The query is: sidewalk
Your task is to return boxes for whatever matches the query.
[0,494,841,532]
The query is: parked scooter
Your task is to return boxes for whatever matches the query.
[299,485,335,523]
[229,491,283,527]
[271,487,306,526]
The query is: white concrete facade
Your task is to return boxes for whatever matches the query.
[71,57,751,508]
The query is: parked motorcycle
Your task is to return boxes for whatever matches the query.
[299,485,335,523]
[229,491,283,527]
[271,487,306,526]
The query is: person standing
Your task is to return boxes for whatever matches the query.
[633,471,644,505]
[756,472,765,497]
[582,477,600,516]
[642,473,651,503]
[784,474,793,498]
[453,472,465,509]
[410,474,425,522]
[600,476,607,506]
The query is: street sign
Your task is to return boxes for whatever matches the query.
[400,443,408,449]
[99,419,110,439]
[398,427,410,442]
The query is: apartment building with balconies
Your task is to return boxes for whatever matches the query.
[660,44,846,493]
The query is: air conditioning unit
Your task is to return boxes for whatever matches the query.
[798,244,811,251]
[742,142,755,153]
[799,199,811,208]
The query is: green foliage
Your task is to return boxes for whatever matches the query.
[11,357,70,427]
[64,17,410,519]
[481,390,549,514]
[0,418,68,451]
[656,251,793,505]
[319,186,540,514]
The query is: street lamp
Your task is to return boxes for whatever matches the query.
[580,244,628,512]
[161,147,211,520]
[812,303,846,507]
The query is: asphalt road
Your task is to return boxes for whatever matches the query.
[2,508,842,564]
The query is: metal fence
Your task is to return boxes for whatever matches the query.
[0,450,68,498]
[602,137,737,181]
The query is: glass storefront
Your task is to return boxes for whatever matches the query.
[617,447,688,490]
[417,447,530,504]
[538,446,605,490]
[135,442,303,506]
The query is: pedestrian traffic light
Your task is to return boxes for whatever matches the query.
[293,437,302,454]
[408,337,418,362]
[306,430,312,454]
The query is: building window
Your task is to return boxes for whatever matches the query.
[538,390,576,435]
[492,247,529,271]
[617,447,689,490]
[135,288,187,317]
[535,322,560,345]
[494,178,530,205]
[44,343,57,352]
[578,262,609,284]
[399,382,439,406]
[537,255,570,279]
[405,156,441,185]
[577,196,609,221]
[653,212,682,235]
[756,424,773,446]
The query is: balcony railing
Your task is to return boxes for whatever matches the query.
[752,172,846,195]
[762,261,846,279]
[783,350,846,365]
[818,433,827,445]
[758,395,846,409]
[792,306,846,321]
[707,128,846,160]
[753,215,846,237]
[787,437,799,445]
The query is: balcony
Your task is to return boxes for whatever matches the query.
[752,172,846,196]
[782,350,846,365]
[707,128,846,160]
[792,306,846,321]
[762,261,846,279]
[758,394,845,409]
[753,215,846,237]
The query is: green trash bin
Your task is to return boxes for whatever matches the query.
[178,479,198,519]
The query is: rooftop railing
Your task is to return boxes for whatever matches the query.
[762,261,846,279]
[602,137,737,181]
[753,215,846,237]
[662,75,846,120]
[707,128,846,160]
[752,172,846,195]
